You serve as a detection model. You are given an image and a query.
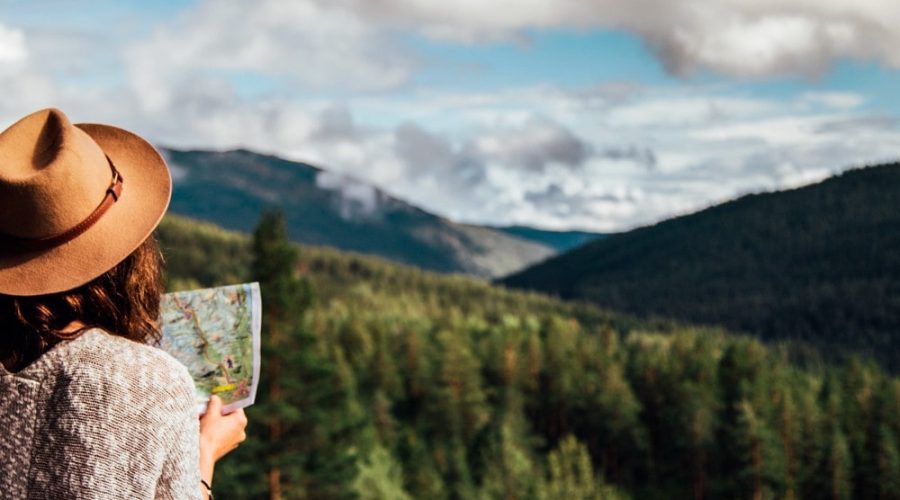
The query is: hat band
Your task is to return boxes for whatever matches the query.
[0,155,124,253]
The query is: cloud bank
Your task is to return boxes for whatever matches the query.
[0,2,899,232]
[326,0,899,78]
[124,0,900,92]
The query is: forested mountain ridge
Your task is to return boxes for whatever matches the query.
[500,162,900,370]
[157,214,900,499]
[162,148,555,278]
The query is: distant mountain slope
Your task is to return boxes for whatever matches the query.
[493,225,605,252]
[162,148,553,278]
[501,162,900,370]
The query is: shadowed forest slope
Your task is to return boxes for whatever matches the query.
[501,162,900,370]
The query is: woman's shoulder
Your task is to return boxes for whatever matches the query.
[22,328,200,496]
[49,328,196,418]
[65,328,190,381]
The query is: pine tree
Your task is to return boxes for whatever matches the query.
[874,378,900,500]
[826,428,853,500]
[815,375,853,500]
[252,209,364,499]
[352,445,413,500]
[875,424,900,499]
[440,437,479,500]
[477,421,540,500]
[477,385,542,500]
[730,399,785,499]
[538,435,628,500]
[770,372,800,499]
[429,329,489,444]
[368,326,403,399]
[577,349,643,486]
[537,316,580,444]
[840,359,879,498]
[397,429,447,499]
[794,385,825,499]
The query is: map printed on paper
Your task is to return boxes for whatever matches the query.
[159,282,261,414]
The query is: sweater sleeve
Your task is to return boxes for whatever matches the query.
[154,363,201,500]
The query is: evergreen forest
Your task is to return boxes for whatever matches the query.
[158,213,900,500]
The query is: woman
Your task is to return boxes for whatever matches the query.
[0,108,247,499]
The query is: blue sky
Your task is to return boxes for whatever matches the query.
[1,0,898,231]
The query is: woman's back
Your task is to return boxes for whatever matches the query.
[0,108,247,499]
[0,328,198,500]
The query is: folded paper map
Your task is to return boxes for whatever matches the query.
[159,282,262,415]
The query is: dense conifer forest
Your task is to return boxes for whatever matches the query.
[158,214,900,499]
[501,162,900,371]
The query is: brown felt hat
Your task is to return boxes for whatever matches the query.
[0,108,171,296]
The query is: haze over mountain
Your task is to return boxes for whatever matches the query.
[501,162,900,370]
[162,148,604,278]
[492,226,605,253]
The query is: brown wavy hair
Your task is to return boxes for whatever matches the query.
[0,235,163,372]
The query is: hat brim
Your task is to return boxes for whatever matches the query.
[0,123,171,296]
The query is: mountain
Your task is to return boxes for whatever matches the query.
[162,148,553,278]
[492,225,605,252]
[500,162,900,370]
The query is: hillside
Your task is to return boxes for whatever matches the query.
[157,214,667,334]
[162,148,553,278]
[493,225,605,252]
[157,214,900,500]
[501,162,900,370]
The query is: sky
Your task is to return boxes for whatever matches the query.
[1,0,899,232]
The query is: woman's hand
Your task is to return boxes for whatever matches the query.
[198,395,248,493]
[199,395,248,461]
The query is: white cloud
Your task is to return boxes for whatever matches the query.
[124,0,416,113]
[126,81,896,233]
[315,170,384,221]
[0,24,27,63]
[320,0,900,78]
[120,0,900,99]
[472,118,592,172]
[608,96,780,128]
[800,91,865,109]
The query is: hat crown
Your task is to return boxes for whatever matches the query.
[0,108,111,239]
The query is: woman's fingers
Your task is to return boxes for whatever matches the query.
[204,394,223,416]
[199,396,249,462]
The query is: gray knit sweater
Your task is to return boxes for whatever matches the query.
[0,328,199,499]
